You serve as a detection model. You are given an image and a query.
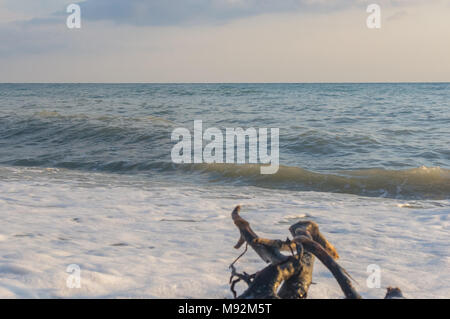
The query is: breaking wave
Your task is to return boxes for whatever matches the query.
[0,110,449,200]
[187,164,450,200]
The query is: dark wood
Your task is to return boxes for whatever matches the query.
[229,205,399,299]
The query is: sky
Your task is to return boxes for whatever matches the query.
[0,0,449,83]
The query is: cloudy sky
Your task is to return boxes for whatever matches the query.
[0,0,449,82]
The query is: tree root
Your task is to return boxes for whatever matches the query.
[229,205,402,299]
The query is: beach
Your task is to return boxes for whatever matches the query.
[0,83,449,298]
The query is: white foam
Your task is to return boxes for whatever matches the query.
[0,173,449,299]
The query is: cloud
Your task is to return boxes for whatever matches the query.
[0,0,359,29]
[0,22,67,57]
[1,0,439,27]
[73,0,445,26]
[1,0,70,18]
[74,0,361,26]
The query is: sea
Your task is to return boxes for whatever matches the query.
[0,83,448,298]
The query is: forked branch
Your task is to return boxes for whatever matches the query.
[230,205,362,299]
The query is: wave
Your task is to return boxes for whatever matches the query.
[29,110,177,126]
[186,164,450,200]
[1,111,449,200]
[0,111,174,164]
[4,159,447,199]
[283,129,381,155]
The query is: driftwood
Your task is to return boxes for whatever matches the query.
[229,205,402,299]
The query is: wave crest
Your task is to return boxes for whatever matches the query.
[188,164,450,200]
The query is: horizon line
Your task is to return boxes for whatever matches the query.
[1,81,450,85]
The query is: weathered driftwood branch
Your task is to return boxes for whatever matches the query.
[254,220,342,299]
[232,205,286,264]
[230,205,403,299]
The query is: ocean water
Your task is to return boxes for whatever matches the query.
[0,83,449,199]
[0,83,449,298]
